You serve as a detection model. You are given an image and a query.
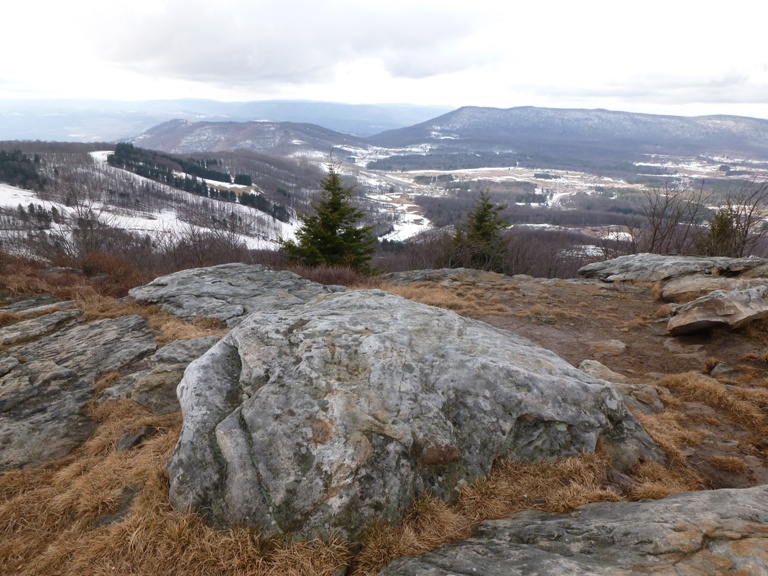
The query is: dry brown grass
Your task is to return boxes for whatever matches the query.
[0,310,21,327]
[352,454,621,575]
[655,372,767,428]
[704,356,721,373]
[617,303,674,331]
[744,317,768,342]
[1,264,91,301]
[707,455,748,473]
[4,401,620,576]
[631,411,705,496]
[72,287,227,345]
[633,411,703,465]
[0,400,351,576]
[93,371,121,395]
[741,350,768,365]
[1,400,697,576]
[628,461,700,500]
[513,302,585,322]
[384,283,514,316]
[650,281,665,302]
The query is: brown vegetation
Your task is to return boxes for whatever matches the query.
[0,407,619,576]
[353,454,619,575]
[71,287,226,345]
[3,250,768,573]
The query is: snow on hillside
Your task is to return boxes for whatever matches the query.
[88,151,298,247]
[0,153,300,251]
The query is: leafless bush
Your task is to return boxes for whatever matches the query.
[630,184,711,254]
[390,226,600,278]
[631,179,768,257]
[693,179,768,257]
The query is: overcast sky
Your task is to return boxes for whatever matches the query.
[3,0,767,119]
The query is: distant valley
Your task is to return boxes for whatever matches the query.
[123,105,768,237]
[2,103,768,273]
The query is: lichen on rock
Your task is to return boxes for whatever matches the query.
[168,288,659,540]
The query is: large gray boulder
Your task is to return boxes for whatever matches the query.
[128,263,347,326]
[380,484,768,575]
[167,289,659,541]
[667,285,768,335]
[579,253,768,283]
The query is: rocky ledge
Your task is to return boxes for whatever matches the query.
[580,253,768,335]
[129,263,347,326]
[381,484,768,575]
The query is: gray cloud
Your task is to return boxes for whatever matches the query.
[90,1,490,87]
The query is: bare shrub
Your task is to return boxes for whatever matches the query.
[632,179,768,257]
[631,184,711,254]
[397,226,602,279]
[694,179,768,257]
[288,265,383,288]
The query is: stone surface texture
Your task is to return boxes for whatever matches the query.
[667,285,768,335]
[167,289,659,540]
[0,311,157,469]
[128,263,347,326]
[579,254,768,283]
[100,335,222,414]
[380,484,768,575]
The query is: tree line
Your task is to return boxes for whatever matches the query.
[107,143,290,222]
[0,149,47,191]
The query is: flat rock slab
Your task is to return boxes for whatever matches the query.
[380,484,768,575]
[661,275,768,302]
[167,289,658,541]
[129,263,347,326]
[667,285,768,335]
[0,315,156,469]
[100,335,222,414]
[0,308,82,346]
[579,254,768,283]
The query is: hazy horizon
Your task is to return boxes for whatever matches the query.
[2,1,767,121]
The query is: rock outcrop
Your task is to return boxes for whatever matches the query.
[167,289,659,541]
[129,263,347,326]
[99,335,223,415]
[660,274,768,302]
[579,253,768,284]
[667,285,768,335]
[580,253,768,334]
[0,308,157,469]
[380,484,768,575]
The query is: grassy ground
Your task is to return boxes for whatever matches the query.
[2,264,768,574]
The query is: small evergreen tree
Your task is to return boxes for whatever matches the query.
[282,165,376,272]
[695,207,740,257]
[449,190,508,271]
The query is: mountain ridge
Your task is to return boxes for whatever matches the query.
[0,99,453,142]
[368,105,768,157]
[126,105,768,174]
